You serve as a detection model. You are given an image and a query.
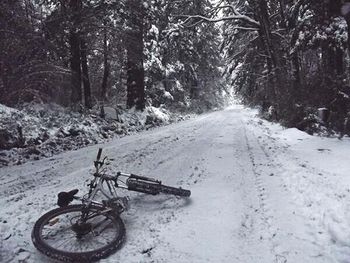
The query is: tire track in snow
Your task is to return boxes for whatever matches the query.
[243,124,288,263]
[243,116,335,262]
[0,170,58,199]
[271,144,350,261]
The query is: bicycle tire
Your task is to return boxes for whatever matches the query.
[32,204,125,262]
[127,179,191,197]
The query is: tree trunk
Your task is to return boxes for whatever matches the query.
[100,24,110,101]
[126,0,145,111]
[278,0,287,28]
[80,38,92,108]
[257,0,290,116]
[335,48,344,75]
[291,52,301,94]
[342,1,350,64]
[330,0,342,16]
[346,18,350,60]
[257,0,278,100]
[323,2,344,78]
[69,0,82,104]
[69,30,82,103]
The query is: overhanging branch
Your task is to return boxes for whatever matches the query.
[176,4,260,28]
[179,14,260,28]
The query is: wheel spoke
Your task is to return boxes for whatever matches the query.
[55,235,76,250]
[93,218,113,235]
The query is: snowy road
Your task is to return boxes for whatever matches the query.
[2,105,350,263]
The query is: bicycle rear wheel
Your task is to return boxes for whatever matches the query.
[32,204,125,262]
[127,179,191,197]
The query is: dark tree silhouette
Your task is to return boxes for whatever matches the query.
[125,0,146,110]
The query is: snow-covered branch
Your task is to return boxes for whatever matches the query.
[177,4,260,28]
[180,14,260,27]
[233,27,259,31]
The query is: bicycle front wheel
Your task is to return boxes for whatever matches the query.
[32,204,125,262]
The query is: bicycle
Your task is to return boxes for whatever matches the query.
[31,148,191,262]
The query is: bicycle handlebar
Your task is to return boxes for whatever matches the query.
[93,149,161,185]
[96,148,102,161]
[94,148,105,169]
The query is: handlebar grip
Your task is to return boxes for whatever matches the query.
[96,148,102,161]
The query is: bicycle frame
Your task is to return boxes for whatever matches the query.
[74,148,174,214]
[79,163,132,215]
[86,178,117,205]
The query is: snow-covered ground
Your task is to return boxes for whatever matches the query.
[1,104,350,263]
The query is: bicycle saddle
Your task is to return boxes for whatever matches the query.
[57,189,79,207]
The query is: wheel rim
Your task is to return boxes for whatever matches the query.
[38,207,121,254]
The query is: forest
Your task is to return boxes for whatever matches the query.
[2,1,350,131]
[2,0,350,154]
[0,0,226,112]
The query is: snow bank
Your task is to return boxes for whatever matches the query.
[244,111,350,263]
[277,127,312,145]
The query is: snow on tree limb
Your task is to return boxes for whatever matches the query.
[180,14,259,27]
[232,27,259,31]
[176,4,260,28]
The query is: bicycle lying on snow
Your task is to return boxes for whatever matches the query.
[31,148,191,262]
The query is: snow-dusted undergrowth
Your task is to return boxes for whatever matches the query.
[0,103,189,167]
